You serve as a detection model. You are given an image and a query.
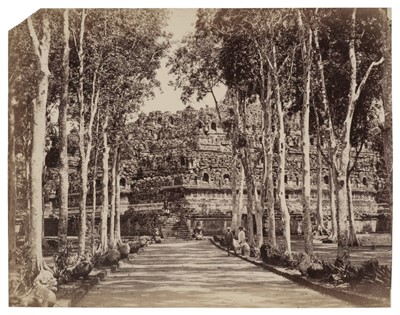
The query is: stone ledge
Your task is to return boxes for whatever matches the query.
[210,239,390,307]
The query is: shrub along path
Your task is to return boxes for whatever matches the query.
[278,235,392,267]
[76,240,352,307]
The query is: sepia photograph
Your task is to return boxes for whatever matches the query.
[4,0,396,310]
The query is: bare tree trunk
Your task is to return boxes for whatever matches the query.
[337,9,383,254]
[329,167,338,242]
[77,9,88,256]
[78,161,89,254]
[115,153,121,243]
[314,25,338,243]
[231,153,238,233]
[261,72,276,247]
[266,135,276,247]
[347,171,359,246]
[298,12,314,255]
[91,172,97,253]
[380,9,392,212]
[101,115,110,252]
[58,9,70,250]
[314,9,382,255]
[109,147,117,248]
[336,167,349,252]
[25,154,31,238]
[237,160,244,229]
[78,36,100,255]
[9,95,17,261]
[75,9,100,255]
[241,152,255,245]
[26,14,51,283]
[272,44,291,257]
[254,184,263,248]
[316,143,325,232]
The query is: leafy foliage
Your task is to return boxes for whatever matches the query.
[260,243,296,267]
[304,253,391,289]
[120,209,161,236]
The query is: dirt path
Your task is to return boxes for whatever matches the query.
[77,240,352,307]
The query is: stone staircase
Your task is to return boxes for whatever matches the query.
[161,215,191,240]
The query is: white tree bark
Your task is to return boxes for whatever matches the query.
[346,172,358,246]
[115,153,122,244]
[336,9,383,252]
[9,95,17,260]
[26,13,51,282]
[329,167,338,241]
[254,184,263,248]
[237,160,244,229]
[271,44,291,256]
[101,114,110,252]
[58,9,70,249]
[230,153,239,233]
[109,147,117,248]
[91,114,100,254]
[379,9,392,212]
[315,140,325,232]
[298,11,313,255]
[77,9,87,255]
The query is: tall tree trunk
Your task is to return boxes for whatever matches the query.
[109,147,117,248]
[237,160,244,229]
[115,154,121,244]
[337,9,383,253]
[58,9,70,249]
[336,166,349,252]
[314,23,339,243]
[262,72,276,247]
[314,9,382,254]
[314,24,339,242]
[76,9,100,255]
[26,14,51,284]
[271,44,291,257]
[101,115,110,252]
[380,9,392,212]
[315,142,325,232]
[91,169,97,253]
[9,95,17,261]
[254,184,263,248]
[241,151,255,245]
[90,112,100,254]
[266,134,276,247]
[257,43,273,247]
[78,160,88,254]
[231,152,239,233]
[298,12,313,255]
[25,152,31,238]
[77,9,87,256]
[347,170,359,246]
[329,166,338,242]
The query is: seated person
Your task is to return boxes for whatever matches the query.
[153,227,162,243]
[193,222,203,240]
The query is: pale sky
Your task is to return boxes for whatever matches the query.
[141,9,227,114]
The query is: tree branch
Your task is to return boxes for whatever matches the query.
[26,16,41,59]
[348,142,364,175]
[355,57,384,100]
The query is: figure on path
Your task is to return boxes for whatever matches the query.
[193,222,203,240]
[238,226,245,246]
[224,227,236,256]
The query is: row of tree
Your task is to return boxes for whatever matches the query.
[9,9,169,290]
[168,8,392,257]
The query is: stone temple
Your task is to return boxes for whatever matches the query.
[41,105,387,240]
[117,106,384,238]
